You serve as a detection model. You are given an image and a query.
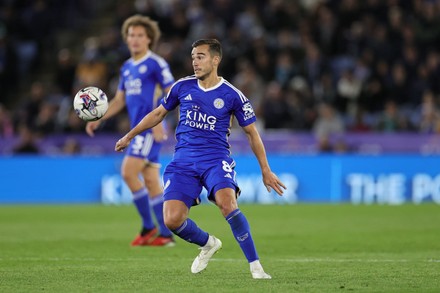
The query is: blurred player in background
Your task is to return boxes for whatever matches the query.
[86,15,175,246]
[115,39,286,278]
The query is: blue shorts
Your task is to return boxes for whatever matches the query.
[126,132,161,167]
[162,156,240,208]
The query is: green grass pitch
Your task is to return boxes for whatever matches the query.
[1,204,439,292]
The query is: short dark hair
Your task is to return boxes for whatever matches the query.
[192,39,222,59]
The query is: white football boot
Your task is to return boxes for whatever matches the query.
[250,260,272,279]
[191,235,222,273]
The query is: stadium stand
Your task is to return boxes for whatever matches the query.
[1,0,440,154]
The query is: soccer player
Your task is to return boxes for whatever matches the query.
[115,39,286,278]
[86,15,175,246]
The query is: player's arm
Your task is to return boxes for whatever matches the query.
[152,85,172,142]
[242,123,286,196]
[86,90,126,137]
[115,104,169,152]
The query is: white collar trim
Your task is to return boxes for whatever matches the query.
[197,77,224,92]
[131,51,151,65]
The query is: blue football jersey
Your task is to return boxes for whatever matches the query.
[118,51,174,129]
[161,76,257,159]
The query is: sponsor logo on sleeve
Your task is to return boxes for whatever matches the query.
[242,102,255,120]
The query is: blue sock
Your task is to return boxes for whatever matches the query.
[226,209,259,262]
[172,218,209,246]
[132,188,155,231]
[150,194,173,237]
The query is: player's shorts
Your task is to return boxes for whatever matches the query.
[162,156,240,208]
[126,132,161,167]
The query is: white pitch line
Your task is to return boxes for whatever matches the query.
[1,257,439,263]
[210,258,440,263]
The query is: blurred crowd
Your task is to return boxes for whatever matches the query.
[1,0,440,154]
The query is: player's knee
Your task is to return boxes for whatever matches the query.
[164,218,181,231]
[214,187,238,216]
[164,212,185,230]
[216,200,238,217]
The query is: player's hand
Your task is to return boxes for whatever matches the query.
[115,135,131,152]
[262,171,286,196]
[86,120,101,137]
[152,125,168,142]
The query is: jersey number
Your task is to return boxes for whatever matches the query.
[222,160,232,172]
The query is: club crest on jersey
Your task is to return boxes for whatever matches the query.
[123,70,130,76]
[139,65,147,74]
[213,98,224,109]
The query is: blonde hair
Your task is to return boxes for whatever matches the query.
[121,15,161,50]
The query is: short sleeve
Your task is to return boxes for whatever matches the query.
[232,91,257,127]
[154,58,175,89]
[161,82,179,111]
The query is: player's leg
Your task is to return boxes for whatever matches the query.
[163,197,210,246]
[141,165,174,246]
[163,199,221,273]
[121,155,156,246]
[162,160,206,242]
[162,162,221,272]
[215,188,256,259]
[214,187,271,279]
[205,158,271,279]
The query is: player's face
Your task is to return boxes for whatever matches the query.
[191,45,216,80]
[126,25,150,57]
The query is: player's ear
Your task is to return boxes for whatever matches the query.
[213,55,221,66]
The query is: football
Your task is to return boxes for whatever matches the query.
[73,86,109,121]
